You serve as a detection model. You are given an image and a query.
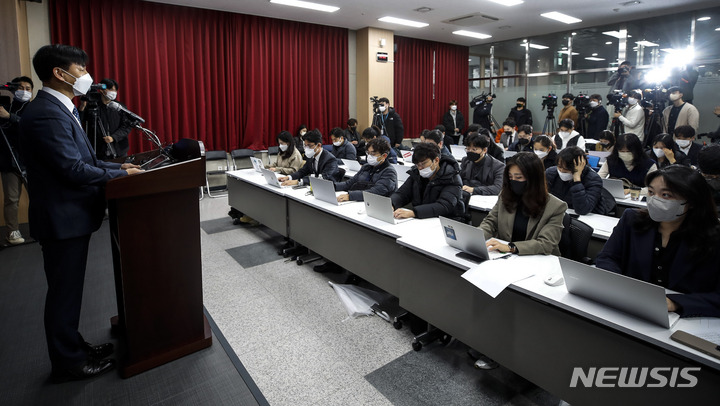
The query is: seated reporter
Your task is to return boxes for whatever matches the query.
[422,128,452,157]
[647,133,690,169]
[508,124,534,152]
[460,133,504,196]
[596,166,720,317]
[594,130,615,152]
[597,133,657,190]
[360,127,397,164]
[554,118,585,152]
[330,127,357,161]
[546,146,607,215]
[532,135,558,170]
[279,129,339,185]
[391,143,464,219]
[335,138,397,202]
[477,128,505,162]
[479,152,567,255]
[267,130,303,174]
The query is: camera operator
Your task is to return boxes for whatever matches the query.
[666,65,699,105]
[607,61,638,93]
[0,76,33,245]
[372,97,405,151]
[612,90,645,142]
[507,97,532,127]
[558,93,578,125]
[662,86,699,134]
[585,94,609,140]
[79,78,133,160]
[472,93,494,131]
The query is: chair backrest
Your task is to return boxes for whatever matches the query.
[206,150,229,161]
[560,214,594,263]
[597,187,618,216]
[268,146,279,156]
[205,150,229,191]
[230,148,255,170]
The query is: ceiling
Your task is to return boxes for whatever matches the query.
[145,0,719,46]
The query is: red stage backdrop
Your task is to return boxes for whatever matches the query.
[50,0,349,153]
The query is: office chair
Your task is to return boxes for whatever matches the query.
[205,150,230,197]
[230,148,255,170]
[559,214,594,264]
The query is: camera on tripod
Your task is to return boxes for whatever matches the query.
[541,94,557,111]
[640,87,667,111]
[470,92,496,108]
[573,94,591,114]
[606,90,627,113]
[80,83,108,107]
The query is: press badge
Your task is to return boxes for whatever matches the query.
[444,225,457,240]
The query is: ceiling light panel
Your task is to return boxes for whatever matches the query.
[541,12,582,24]
[269,0,339,13]
[378,16,429,28]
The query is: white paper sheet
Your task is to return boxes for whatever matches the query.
[461,255,560,298]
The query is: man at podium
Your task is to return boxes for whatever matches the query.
[19,44,142,383]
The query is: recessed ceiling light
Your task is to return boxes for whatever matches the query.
[592,53,598,56]
[698,65,706,68]
[487,0,524,6]
[636,40,659,47]
[414,7,433,13]
[541,12,582,24]
[378,16,429,28]
[453,30,492,39]
[715,27,720,31]
[571,32,577,35]
[585,57,606,61]
[269,0,339,13]
[524,43,549,49]
[557,51,580,55]
[602,30,626,39]
[605,41,613,45]
[697,16,711,21]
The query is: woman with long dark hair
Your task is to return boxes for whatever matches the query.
[479,152,567,255]
[596,165,720,317]
[532,135,558,170]
[268,131,303,174]
[646,133,691,169]
[597,132,657,189]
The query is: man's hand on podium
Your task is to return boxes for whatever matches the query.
[121,163,143,175]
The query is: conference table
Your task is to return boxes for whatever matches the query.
[226,169,720,405]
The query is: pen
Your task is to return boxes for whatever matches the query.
[495,254,512,260]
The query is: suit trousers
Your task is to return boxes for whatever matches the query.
[40,234,92,370]
[1,171,22,232]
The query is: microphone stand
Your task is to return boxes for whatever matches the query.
[134,123,163,150]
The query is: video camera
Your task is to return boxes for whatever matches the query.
[606,90,627,113]
[1,82,21,92]
[470,92,496,108]
[541,93,557,111]
[80,83,108,106]
[573,94,591,114]
[640,86,667,111]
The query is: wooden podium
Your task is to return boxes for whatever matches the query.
[106,156,212,378]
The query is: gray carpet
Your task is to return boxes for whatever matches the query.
[365,339,561,406]
[200,217,241,235]
[0,220,267,406]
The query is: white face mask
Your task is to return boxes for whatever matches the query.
[304,145,316,158]
[14,90,31,102]
[450,105,457,111]
[589,101,599,108]
[646,195,687,223]
[669,93,681,102]
[558,170,574,182]
[279,143,288,152]
[627,97,637,105]
[333,140,343,147]
[558,131,570,138]
[675,139,691,148]
[653,148,665,158]
[419,164,436,178]
[60,69,93,96]
[378,105,387,113]
[104,90,117,101]
[367,154,382,166]
[300,130,307,136]
[618,151,634,164]
[534,150,548,159]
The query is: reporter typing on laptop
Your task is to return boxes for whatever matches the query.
[335,137,396,202]
[279,129,339,186]
[595,166,720,317]
[479,152,567,255]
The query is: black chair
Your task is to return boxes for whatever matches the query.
[230,148,255,170]
[205,150,230,197]
[267,146,279,156]
[559,213,594,264]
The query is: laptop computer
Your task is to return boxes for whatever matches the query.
[341,159,362,172]
[309,177,351,206]
[261,168,290,188]
[249,156,264,172]
[362,191,413,224]
[602,178,629,199]
[401,150,414,162]
[391,164,411,184]
[440,217,507,263]
[560,257,680,328]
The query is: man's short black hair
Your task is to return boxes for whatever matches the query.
[330,127,344,139]
[467,123,480,133]
[590,94,602,101]
[424,129,444,145]
[562,93,574,100]
[516,97,526,103]
[434,124,447,134]
[620,60,632,66]
[378,97,390,104]
[361,127,378,140]
[412,142,440,164]
[33,44,88,82]
[347,118,357,126]
[12,76,34,89]
[667,86,682,95]
[558,119,575,130]
[366,137,390,156]
[518,124,533,135]
[674,125,695,139]
[302,129,323,145]
[557,146,585,172]
[100,78,118,90]
[699,145,720,175]
[465,133,490,149]
[502,118,516,128]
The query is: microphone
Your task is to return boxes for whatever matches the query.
[90,83,107,91]
[108,101,145,124]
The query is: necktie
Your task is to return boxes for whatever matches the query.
[72,107,81,123]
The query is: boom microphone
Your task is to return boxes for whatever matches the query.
[108,101,145,124]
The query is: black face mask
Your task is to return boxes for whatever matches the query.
[510,180,527,196]
[518,138,530,146]
[562,99,570,106]
[504,131,513,136]
[467,152,483,162]
[516,103,524,109]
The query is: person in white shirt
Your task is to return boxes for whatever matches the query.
[613,90,645,142]
[554,118,585,151]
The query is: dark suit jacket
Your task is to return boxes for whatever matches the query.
[290,149,339,184]
[596,209,720,317]
[19,90,126,241]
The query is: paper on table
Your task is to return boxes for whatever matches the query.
[460,255,559,298]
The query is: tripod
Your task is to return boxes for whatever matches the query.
[643,105,666,149]
[488,113,501,133]
[542,108,557,137]
[0,126,27,186]
[610,108,624,139]
[84,104,117,160]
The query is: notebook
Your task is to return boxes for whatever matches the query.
[309,177,352,206]
[362,191,413,225]
[261,168,290,188]
[440,216,507,263]
[602,178,629,199]
[560,257,680,329]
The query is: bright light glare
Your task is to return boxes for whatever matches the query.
[644,68,670,84]
[269,0,339,12]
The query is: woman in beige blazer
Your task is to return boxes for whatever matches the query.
[268,131,303,175]
[479,151,567,256]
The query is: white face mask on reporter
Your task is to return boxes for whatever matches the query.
[14,90,31,102]
[104,90,117,101]
[558,170,574,182]
[279,143,288,152]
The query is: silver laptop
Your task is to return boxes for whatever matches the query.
[309,177,351,206]
[560,257,680,328]
[261,168,290,188]
[440,217,506,263]
[341,159,362,172]
[391,164,411,184]
[362,191,413,224]
[602,178,629,199]
[249,156,264,172]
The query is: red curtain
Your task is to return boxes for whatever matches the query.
[49,0,348,153]
[394,36,469,139]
